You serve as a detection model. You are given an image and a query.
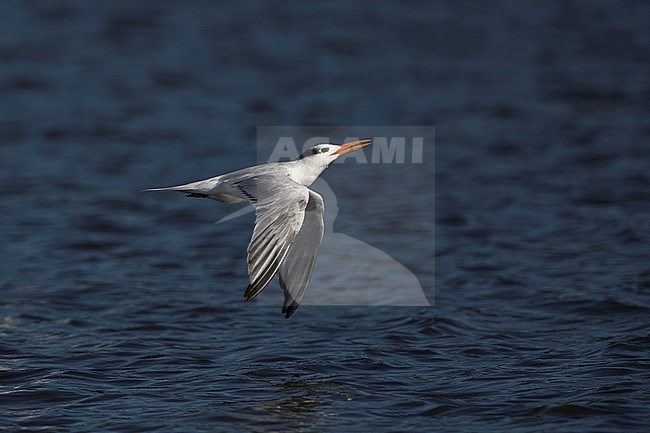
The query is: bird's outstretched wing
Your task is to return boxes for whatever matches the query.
[233,174,311,302]
[279,190,324,318]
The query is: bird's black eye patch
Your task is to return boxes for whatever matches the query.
[320,147,329,153]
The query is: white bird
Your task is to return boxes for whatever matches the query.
[145,139,372,318]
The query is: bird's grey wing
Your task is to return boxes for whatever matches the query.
[279,190,324,318]
[233,174,309,301]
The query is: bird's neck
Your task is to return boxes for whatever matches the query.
[287,158,329,186]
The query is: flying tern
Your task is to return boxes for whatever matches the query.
[145,139,372,318]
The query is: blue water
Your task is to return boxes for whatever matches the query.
[2,1,650,431]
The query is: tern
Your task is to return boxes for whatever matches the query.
[145,139,372,318]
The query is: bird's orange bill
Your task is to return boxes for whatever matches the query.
[333,139,372,155]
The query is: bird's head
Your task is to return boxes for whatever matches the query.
[290,139,372,186]
[297,139,372,164]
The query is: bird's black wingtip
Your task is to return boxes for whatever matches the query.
[282,304,299,319]
[244,284,257,301]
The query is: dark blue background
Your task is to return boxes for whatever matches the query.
[1,1,649,431]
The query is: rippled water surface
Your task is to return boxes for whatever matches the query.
[2,1,650,431]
